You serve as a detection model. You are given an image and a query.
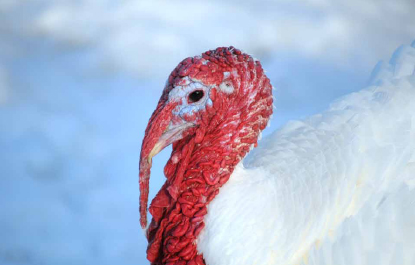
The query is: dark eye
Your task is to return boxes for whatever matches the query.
[188,90,204,103]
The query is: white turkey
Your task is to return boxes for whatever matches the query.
[138,42,415,265]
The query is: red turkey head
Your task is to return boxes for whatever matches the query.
[139,46,273,234]
[139,47,273,263]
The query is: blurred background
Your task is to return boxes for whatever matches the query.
[0,0,414,264]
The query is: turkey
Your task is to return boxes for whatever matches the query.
[139,43,415,265]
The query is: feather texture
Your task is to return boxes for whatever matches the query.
[197,42,415,265]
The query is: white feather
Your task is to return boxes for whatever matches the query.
[197,42,415,265]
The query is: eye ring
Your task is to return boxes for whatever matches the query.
[188,90,204,103]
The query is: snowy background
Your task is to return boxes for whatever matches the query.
[0,0,414,264]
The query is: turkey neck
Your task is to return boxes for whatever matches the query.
[146,108,258,265]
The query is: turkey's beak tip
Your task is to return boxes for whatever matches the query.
[147,141,162,164]
[148,121,195,161]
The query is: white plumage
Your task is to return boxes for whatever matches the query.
[197,42,415,265]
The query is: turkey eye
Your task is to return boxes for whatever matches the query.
[188,90,204,103]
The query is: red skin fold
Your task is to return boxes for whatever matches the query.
[139,47,273,264]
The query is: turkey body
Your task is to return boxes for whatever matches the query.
[197,43,415,265]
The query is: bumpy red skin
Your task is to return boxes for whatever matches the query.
[139,47,273,265]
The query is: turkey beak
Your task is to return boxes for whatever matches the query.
[147,122,194,163]
[139,100,194,229]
